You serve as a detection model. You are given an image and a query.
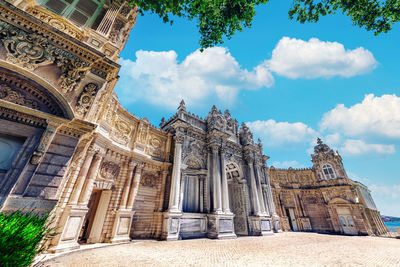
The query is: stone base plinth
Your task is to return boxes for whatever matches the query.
[162,211,183,241]
[207,213,237,239]
[272,215,283,233]
[48,205,88,253]
[110,210,135,243]
[249,215,274,236]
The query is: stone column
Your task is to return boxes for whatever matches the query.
[248,158,261,216]
[255,164,267,215]
[69,148,96,205]
[168,135,184,212]
[199,175,205,213]
[211,145,222,213]
[126,164,143,210]
[220,147,231,214]
[30,120,61,165]
[78,152,103,205]
[264,167,277,216]
[119,161,136,210]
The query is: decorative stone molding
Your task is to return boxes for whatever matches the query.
[25,6,84,40]
[76,83,99,116]
[0,84,38,110]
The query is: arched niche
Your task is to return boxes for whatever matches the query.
[0,63,74,119]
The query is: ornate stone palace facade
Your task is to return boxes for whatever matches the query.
[269,139,388,236]
[0,0,387,253]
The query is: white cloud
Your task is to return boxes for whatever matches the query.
[271,160,305,169]
[116,47,274,109]
[246,119,318,146]
[324,133,342,146]
[340,139,395,156]
[267,37,377,79]
[320,94,400,139]
[369,184,400,199]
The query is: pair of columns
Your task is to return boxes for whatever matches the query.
[167,136,231,214]
[248,159,271,216]
[69,147,103,206]
[211,145,231,214]
[119,161,143,210]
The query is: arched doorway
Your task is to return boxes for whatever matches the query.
[226,162,249,236]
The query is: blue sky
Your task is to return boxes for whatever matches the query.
[115,2,400,216]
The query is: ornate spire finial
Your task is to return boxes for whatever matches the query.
[178,100,186,111]
[224,109,231,118]
[317,137,323,145]
[159,117,165,127]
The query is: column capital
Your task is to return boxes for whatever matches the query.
[245,156,254,165]
[209,144,220,154]
[174,135,185,144]
[220,145,227,155]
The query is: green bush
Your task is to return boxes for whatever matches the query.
[0,210,52,267]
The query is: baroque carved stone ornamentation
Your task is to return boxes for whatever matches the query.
[0,21,90,93]
[109,19,125,44]
[140,173,158,188]
[0,84,38,109]
[76,83,99,116]
[100,161,120,180]
[239,122,254,146]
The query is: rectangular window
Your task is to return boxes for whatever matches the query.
[42,0,105,28]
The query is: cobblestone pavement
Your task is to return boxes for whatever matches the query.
[42,232,400,267]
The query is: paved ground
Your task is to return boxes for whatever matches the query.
[42,232,400,267]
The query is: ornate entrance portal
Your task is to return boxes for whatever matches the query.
[226,162,249,236]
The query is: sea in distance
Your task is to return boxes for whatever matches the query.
[384,221,400,232]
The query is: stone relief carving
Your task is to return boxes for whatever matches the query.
[76,83,99,116]
[140,172,158,188]
[100,161,120,180]
[0,84,38,109]
[113,118,132,145]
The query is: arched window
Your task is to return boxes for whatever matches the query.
[322,164,336,179]
[340,216,347,226]
[39,0,106,28]
[347,216,354,227]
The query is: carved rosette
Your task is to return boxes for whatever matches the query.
[76,83,99,116]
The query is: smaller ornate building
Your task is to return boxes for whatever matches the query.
[269,138,388,236]
[160,101,280,240]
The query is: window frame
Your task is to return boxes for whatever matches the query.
[39,0,105,28]
[322,163,336,180]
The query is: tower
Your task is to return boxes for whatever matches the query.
[312,138,349,181]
